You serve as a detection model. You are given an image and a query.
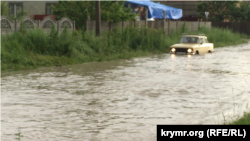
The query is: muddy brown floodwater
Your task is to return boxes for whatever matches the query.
[1,42,250,141]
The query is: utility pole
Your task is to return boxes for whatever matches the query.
[96,1,101,36]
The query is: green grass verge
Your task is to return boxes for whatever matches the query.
[1,24,249,73]
[229,112,250,125]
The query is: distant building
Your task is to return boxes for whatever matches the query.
[6,1,58,20]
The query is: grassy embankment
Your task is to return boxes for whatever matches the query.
[1,24,249,73]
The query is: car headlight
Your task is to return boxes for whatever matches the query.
[171,48,176,52]
[187,49,192,53]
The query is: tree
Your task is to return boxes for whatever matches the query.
[196,1,239,22]
[228,1,250,22]
[1,1,9,16]
[52,1,136,30]
[100,1,135,23]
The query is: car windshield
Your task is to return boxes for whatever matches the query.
[179,37,199,43]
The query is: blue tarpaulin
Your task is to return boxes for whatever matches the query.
[125,0,183,20]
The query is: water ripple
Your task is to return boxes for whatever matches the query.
[1,42,250,141]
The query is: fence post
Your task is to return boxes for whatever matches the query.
[145,9,148,28]
[168,19,170,34]
[198,21,200,30]
[86,20,88,32]
[163,11,166,33]
[191,22,193,31]
[15,19,17,32]
[109,22,111,32]
[176,20,178,32]
[57,20,59,34]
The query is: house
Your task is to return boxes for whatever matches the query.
[6,1,58,20]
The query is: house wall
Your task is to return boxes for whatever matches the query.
[7,1,58,16]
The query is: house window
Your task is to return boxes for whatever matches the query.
[46,3,57,15]
[9,2,23,18]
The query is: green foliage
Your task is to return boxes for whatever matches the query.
[229,112,250,125]
[1,1,9,16]
[1,23,249,72]
[51,1,95,30]
[100,1,135,22]
[228,2,250,22]
[196,1,239,22]
[15,132,23,141]
[51,1,136,30]
[0,45,5,61]
[186,25,248,47]
[7,8,28,20]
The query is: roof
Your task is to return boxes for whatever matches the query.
[125,0,182,20]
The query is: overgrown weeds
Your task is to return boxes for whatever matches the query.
[1,23,249,72]
[229,112,250,125]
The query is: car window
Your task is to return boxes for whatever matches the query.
[199,38,203,44]
[180,37,199,43]
[203,38,207,43]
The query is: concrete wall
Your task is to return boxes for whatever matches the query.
[1,15,75,36]
[86,20,211,34]
[212,22,250,35]
[7,1,58,16]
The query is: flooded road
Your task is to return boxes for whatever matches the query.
[1,42,250,141]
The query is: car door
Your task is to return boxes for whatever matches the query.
[198,38,206,54]
[202,38,208,53]
[205,37,212,52]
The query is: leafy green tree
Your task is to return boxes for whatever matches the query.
[228,2,250,22]
[196,1,239,22]
[1,1,9,16]
[101,1,135,22]
[52,1,135,30]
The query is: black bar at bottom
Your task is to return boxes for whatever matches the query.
[157,125,250,140]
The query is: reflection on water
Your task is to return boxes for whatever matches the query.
[1,42,250,141]
[171,54,176,59]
